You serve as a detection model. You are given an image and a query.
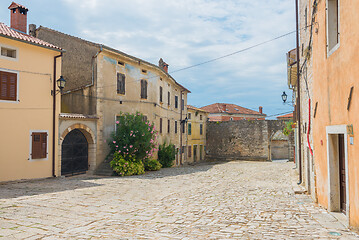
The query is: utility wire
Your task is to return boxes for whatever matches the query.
[97,29,303,90]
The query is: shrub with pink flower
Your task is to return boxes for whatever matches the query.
[108,112,158,174]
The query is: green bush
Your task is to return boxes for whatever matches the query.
[158,142,176,168]
[144,159,162,171]
[110,153,144,176]
[108,112,158,161]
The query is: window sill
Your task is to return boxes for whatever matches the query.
[327,43,340,58]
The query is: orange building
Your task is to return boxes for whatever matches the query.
[304,0,359,229]
[200,103,266,122]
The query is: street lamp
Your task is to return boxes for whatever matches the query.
[52,76,66,95]
[281,91,288,103]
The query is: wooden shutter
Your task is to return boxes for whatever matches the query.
[168,92,170,105]
[175,121,177,133]
[117,73,125,94]
[32,132,47,159]
[200,124,203,135]
[188,146,192,157]
[0,71,17,101]
[144,80,147,99]
[175,96,178,108]
[168,119,170,133]
[160,86,163,102]
[141,80,147,99]
[160,118,162,133]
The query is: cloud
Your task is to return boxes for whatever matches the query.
[57,0,295,116]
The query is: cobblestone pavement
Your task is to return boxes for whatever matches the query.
[0,161,358,239]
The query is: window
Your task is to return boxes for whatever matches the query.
[175,121,178,134]
[188,146,192,158]
[1,47,16,59]
[118,61,124,66]
[142,115,148,122]
[168,119,170,133]
[188,113,191,119]
[140,79,147,99]
[200,124,203,135]
[188,123,191,135]
[327,0,339,54]
[175,96,178,108]
[181,99,184,110]
[31,132,47,159]
[117,73,125,94]
[0,71,17,101]
[182,123,185,133]
[159,86,163,102]
[168,91,170,106]
[160,118,163,133]
[230,117,233,121]
[142,69,147,74]
[200,115,202,120]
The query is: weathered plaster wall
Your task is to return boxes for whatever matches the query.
[312,0,359,228]
[206,120,294,162]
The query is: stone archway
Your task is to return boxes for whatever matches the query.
[59,123,96,175]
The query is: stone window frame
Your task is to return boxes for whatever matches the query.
[326,0,340,57]
[0,43,18,62]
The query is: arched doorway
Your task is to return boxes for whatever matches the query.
[61,129,88,175]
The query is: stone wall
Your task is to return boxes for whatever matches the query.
[206,120,294,161]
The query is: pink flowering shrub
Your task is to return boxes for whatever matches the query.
[108,112,161,175]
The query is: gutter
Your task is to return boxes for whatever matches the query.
[52,53,63,177]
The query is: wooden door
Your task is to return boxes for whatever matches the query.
[338,134,346,214]
[193,145,197,162]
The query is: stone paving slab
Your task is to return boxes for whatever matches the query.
[0,161,358,239]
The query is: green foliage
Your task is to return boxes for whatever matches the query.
[283,121,296,136]
[108,112,158,161]
[144,159,162,171]
[110,153,145,176]
[158,142,176,168]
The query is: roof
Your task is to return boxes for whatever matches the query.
[8,2,28,11]
[36,26,189,93]
[60,113,98,119]
[0,22,62,51]
[201,103,265,116]
[187,105,209,113]
[276,112,294,119]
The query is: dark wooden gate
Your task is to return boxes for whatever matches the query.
[61,129,88,176]
[338,134,346,214]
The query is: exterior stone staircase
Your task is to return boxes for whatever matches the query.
[95,155,115,176]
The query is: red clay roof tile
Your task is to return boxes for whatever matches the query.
[0,22,62,51]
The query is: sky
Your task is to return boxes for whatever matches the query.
[0,0,295,118]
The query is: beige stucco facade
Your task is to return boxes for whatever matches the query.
[95,49,189,167]
[186,106,208,163]
[0,36,62,182]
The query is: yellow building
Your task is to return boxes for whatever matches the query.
[34,27,190,175]
[0,3,63,182]
[186,105,208,163]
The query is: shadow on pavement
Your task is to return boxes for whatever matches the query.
[0,176,103,199]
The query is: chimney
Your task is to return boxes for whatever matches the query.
[8,2,29,34]
[259,106,263,114]
[29,24,36,37]
[159,58,169,73]
[222,104,227,112]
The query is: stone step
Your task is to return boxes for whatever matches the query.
[95,155,115,176]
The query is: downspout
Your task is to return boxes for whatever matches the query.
[296,0,302,185]
[180,91,183,165]
[53,53,63,177]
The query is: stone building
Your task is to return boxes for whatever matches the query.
[200,103,266,122]
[33,27,190,175]
[287,0,316,205]
[186,105,209,163]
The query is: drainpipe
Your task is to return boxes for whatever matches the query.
[180,91,183,165]
[296,0,302,185]
[53,53,63,177]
